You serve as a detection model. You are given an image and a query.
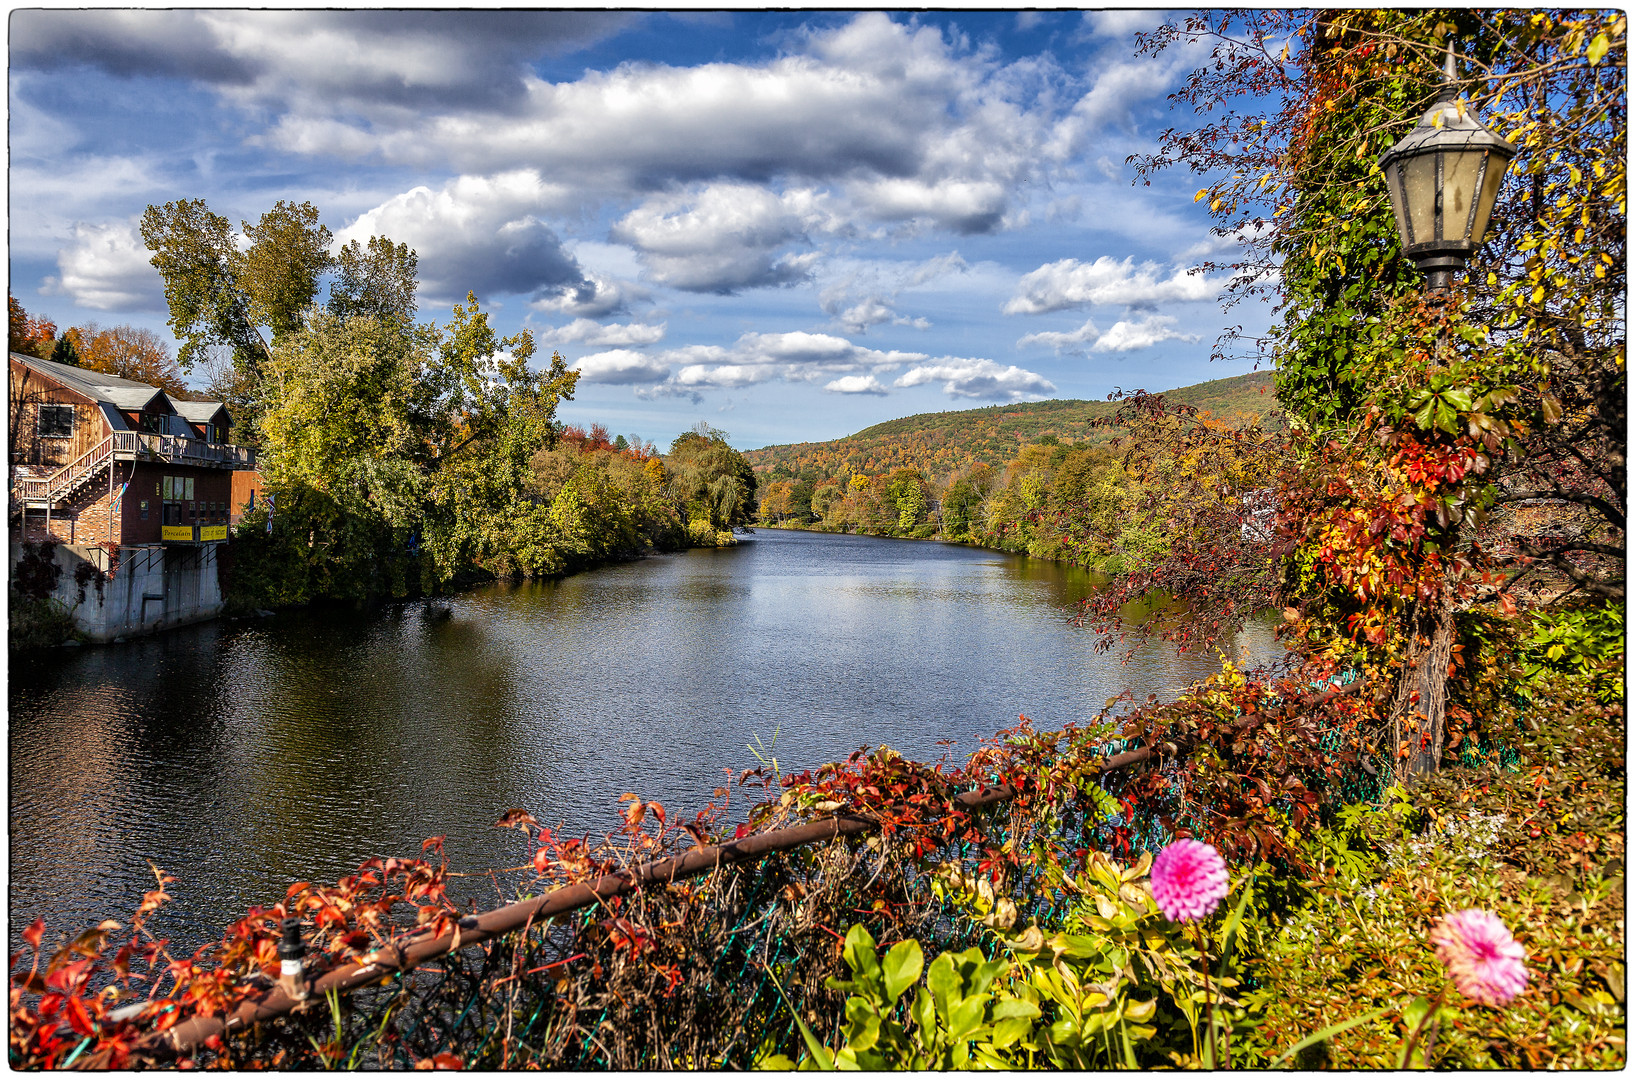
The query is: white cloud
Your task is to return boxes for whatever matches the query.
[611,184,822,293]
[1017,313,1200,354]
[12,11,633,112]
[1091,315,1200,352]
[338,171,587,303]
[527,272,639,319]
[824,375,889,395]
[640,330,926,394]
[818,252,968,333]
[1016,318,1101,354]
[540,318,665,347]
[41,219,166,311]
[1080,11,1169,43]
[571,348,672,385]
[894,357,1056,400]
[1003,256,1217,315]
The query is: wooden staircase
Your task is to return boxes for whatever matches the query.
[11,436,114,518]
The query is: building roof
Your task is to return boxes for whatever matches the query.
[173,400,229,424]
[10,352,228,426]
[12,352,168,411]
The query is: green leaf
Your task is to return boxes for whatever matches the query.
[949,994,990,1038]
[843,997,882,1052]
[991,998,1041,1022]
[882,939,923,1007]
[843,923,881,983]
[1587,33,1610,64]
[927,954,961,1020]
[990,1016,1036,1049]
[910,988,938,1044]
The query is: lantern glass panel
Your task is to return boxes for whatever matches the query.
[1383,160,1414,246]
[1401,152,1439,244]
[1441,146,1487,243]
[1469,150,1508,246]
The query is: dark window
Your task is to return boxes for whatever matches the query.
[38,405,74,438]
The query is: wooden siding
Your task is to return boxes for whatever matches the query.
[230,469,266,526]
[8,358,111,469]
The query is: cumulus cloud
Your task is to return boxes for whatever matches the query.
[1017,314,1200,354]
[1090,315,1201,352]
[824,375,889,395]
[1016,319,1102,354]
[1079,10,1169,43]
[10,11,634,112]
[528,272,640,319]
[630,330,926,397]
[611,184,823,293]
[337,171,588,302]
[818,252,967,333]
[540,318,665,347]
[41,219,167,311]
[1003,256,1217,315]
[60,12,1059,244]
[571,348,672,385]
[894,358,1056,400]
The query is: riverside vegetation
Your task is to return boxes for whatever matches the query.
[9,216,758,620]
[9,9,1624,1070]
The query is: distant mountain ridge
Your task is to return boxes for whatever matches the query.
[745,369,1279,478]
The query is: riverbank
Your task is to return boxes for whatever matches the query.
[757,518,1111,572]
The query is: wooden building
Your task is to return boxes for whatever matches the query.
[9,352,257,640]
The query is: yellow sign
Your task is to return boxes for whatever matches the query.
[199,525,228,542]
[162,525,195,542]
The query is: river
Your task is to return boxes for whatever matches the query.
[9,528,1278,952]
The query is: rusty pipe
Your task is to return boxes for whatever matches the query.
[158,680,1367,1054]
[159,781,1017,1054]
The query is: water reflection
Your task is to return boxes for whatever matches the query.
[10,529,1279,951]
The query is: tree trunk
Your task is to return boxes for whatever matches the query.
[1390,595,1457,780]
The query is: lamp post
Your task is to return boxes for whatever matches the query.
[1378,45,1517,295]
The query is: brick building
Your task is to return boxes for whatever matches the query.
[9,352,257,640]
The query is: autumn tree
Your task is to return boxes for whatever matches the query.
[8,296,57,360]
[1116,11,1624,775]
[64,323,187,396]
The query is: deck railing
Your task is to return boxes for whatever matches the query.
[114,430,256,468]
[12,432,255,513]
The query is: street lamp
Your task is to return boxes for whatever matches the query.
[1378,45,1517,293]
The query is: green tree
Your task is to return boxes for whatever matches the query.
[328,236,418,324]
[665,424,758,531]
[141,199,334,383]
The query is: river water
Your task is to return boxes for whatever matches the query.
[9,528,1278,951]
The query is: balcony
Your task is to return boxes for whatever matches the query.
[113,430,256,469]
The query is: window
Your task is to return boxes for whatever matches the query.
[37,404,73,438]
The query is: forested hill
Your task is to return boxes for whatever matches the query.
[744,369,1278,478]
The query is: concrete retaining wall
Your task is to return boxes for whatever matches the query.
[10,541,225,643]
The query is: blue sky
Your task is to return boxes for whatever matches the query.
[9,9,1271,450]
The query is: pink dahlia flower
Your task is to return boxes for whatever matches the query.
[1150,839,1229,922]
[1430,909,1529,1007]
